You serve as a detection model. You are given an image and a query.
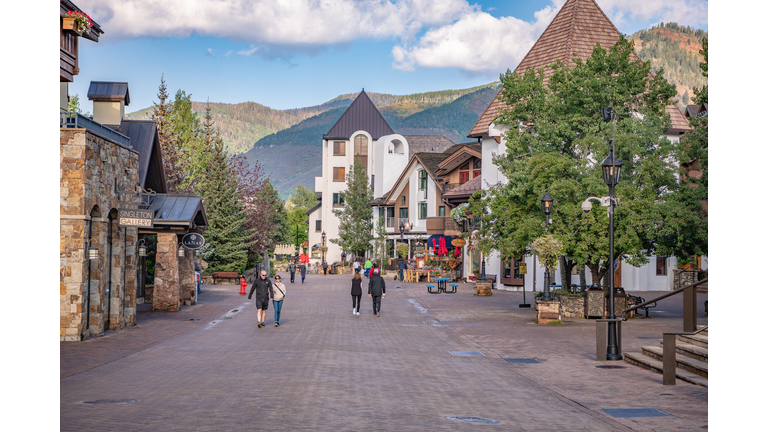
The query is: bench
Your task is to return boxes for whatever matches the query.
[446,284,458,294]
[482,274,497,290]
[626,294,656,318]
[427,284,440,294]
[212,271,240,285]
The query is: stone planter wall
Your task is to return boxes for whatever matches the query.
[535,300,560,323]
[552,294,585,319]
[475,281,492,296]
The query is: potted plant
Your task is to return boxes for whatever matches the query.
[63,10,93,35]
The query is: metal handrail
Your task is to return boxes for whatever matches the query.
[60,111,132,148]
[623,278,708,314]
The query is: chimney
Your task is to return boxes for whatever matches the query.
[87,81,130,127]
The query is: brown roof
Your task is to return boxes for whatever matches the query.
[685,103,708,118]
[468,0,640,138]
[667,105,692,132]
[401,135,456,157]
[443,175,482,199]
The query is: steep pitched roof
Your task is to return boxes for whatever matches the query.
[667,105,692,132]
[116,120,168,193]
[468,0,640,138]
[324,90,394,140]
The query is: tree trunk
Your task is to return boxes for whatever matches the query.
[559,256,568,292]
[579,267,587,291]
[586,263,602,289]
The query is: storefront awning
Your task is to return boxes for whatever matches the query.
[426,234,453,248]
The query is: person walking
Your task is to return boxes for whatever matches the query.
[398,258,407,282]
[194,261,202,294]
[239,274,247,295]
[271,275,286,327]
[322,260,328,276]
[353,258,361,274]
[288,260,297,284]
[351,272,363,317]
[368,269,386,317]
[364,258,373,278]
[300,262,307,283]
[248,270,274,328]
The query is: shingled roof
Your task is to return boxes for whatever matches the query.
[667,105,692,132]
[324,90,394,140]
[468,0,642,138]
[401,135,456,157]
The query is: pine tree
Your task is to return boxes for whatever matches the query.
[152,75,187,193]
[331,160,374,256]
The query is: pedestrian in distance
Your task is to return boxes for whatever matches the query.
[248,270,273,328]
[398,258,407,282]
[351,272,363,317]
[300,262,307,283]
[289,260,297,284]
[353,258,361,274]
[239,274,247,295]
[368,269,386,317]
[323,260,328,276]
[271,275,286,327]
[194,261,202,294]
[364,258,373,278]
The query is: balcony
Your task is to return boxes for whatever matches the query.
[426,217,459,235]
[60,112,132,148]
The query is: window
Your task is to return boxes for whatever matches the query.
[459,171,470,184]
[438,206,445,217]
[473,159,481,178]
[315,220,322,232]
[333,141,345,156]
[354,134,368,171]
[418,203,427,220]
[418,170,428,190]
[333,167,345,182]
[333,193,345,206]
[399,208,408,219]
[656,257,667,276]
[401,196,406,205]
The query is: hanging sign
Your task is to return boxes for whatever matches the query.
[451,238,467,247]
[182,233,205,250]
[519,263,527,275]
[118,208,154,228]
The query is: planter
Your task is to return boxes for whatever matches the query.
[475,281,492,296]
[584,287,605,318]
[535,299,560,323]
[62,17,83,35]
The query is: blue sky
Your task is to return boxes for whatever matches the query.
[66,0,708,113]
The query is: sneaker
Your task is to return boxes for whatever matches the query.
[356,311,360,316]
[275,323,279,327]
[257,323,261,328]
[353,308,356,316]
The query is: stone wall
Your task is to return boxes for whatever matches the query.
[60,129,139,341]
[553,294,585,319]
[154,232,181,311]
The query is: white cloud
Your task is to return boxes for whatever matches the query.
[237,46,260,57]
[75,0,476,44]
[597,0,708,28]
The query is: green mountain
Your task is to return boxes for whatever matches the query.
[244,83,501,198]
[629,22,708,108]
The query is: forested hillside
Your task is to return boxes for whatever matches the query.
[630,22,708,108]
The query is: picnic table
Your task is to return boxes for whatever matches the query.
[428,278,457,294]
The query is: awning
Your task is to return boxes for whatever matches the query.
[143,194,208,229]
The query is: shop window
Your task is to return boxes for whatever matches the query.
[656,256,667,276]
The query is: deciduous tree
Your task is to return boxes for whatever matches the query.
[331,160,373,256]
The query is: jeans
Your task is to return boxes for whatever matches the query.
[399,269,404,281]
[290,272,295,283]
[273,300,283,323]
[352,295,361,312]
[197,280,201,293]
[365,268,370,277]
[371,295,381,314]
[301,273,306,283]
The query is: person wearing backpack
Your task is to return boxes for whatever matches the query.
[271,275,286,327]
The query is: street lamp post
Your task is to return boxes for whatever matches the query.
[540,192,554,301]
[321,231,326,264]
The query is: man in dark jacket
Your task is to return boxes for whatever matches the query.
[368,271,386,317]
[398,259,407,282]
[248,270,274,328]
[288,260,297,283]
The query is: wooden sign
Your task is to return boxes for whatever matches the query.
[118,208,154,228]
[451,238,466,247]
[519,263,527,275]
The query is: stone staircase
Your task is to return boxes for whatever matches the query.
[623,326,708,387]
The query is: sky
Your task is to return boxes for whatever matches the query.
[67,0,709,113]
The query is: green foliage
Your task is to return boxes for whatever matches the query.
[67,93,81,113]
[373,216,390,266]
[331,160,374,255]
[471,36,700,287]
[532,235,564,269]
[396,242,409,259]
[287,184,319,210]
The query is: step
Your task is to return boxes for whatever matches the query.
[623,352,708,387]
[679,334,708,349]
[696,325,708,337]
[640,346,707,378]
[659,340,708,363]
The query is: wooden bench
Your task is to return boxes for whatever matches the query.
[212,271,240,285]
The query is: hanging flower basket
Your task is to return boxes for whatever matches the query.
[63,11,93,35]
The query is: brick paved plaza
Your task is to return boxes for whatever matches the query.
[59,273,709,431]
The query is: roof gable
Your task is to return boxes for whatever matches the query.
[468,0,638,138]
[324,90,394,140]
[437,146,482,175]
[88,81,130,105]
[117,120,168,193]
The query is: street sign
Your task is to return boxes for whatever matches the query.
[519,263,527,275]
[451,238,466,247]
[118,208,154,228]
[182,233,205,250]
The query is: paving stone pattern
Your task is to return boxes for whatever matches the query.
[61,275,707,431]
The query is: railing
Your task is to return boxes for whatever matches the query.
[662,326,707,385]
[60,111,132,148]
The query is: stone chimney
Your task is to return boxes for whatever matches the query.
[87,81,130,127]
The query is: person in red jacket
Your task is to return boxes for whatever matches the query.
[239,275,247,295]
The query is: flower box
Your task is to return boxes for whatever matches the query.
[62,17,82,34]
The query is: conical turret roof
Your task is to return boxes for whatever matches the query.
[468,0,642,138]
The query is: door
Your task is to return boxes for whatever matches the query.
[501,257,524,286]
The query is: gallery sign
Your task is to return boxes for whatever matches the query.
[451,238,466,248]
[182,233,205,250]
[118,208,154,228]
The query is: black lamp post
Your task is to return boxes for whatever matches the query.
[399,220,411,240]
[540,192,554,301]
[321,231,326,263]
[601,107,623,361]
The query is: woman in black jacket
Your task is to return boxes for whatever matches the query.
[351,272,362,317]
